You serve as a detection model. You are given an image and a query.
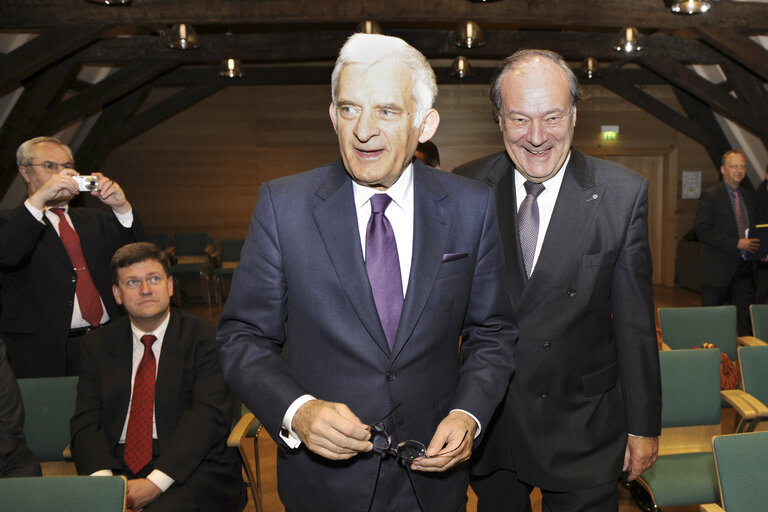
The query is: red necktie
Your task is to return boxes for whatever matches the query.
[124,334,157,474]
[50,208,104,326]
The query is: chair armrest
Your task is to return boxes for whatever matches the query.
[738,335,768,346]
[660,342,672,351]
[700,504,725,512]
[63,444,72,460]
[227,413,257,448]
[721,389,761,420]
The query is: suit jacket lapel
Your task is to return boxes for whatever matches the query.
[104,321,134,444]
[391,164,452,357]
[519,150,602,311]
[313,161,391,355]
[40,212,74,268]
[155,311,183,439]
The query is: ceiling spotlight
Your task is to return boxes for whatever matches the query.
[356,20,382,34]
[219,58,243,78]
[168,24,199,50]
[580,57,601,79]
[670,0,711,14]
[451,57,474,78]
[84,0,131,4]
[614,27,643,54]
[454,21,485,49]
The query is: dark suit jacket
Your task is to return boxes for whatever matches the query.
[216,159,517,512]
[695,181,757,287]
[70,310,242,512]
[0,205,146,377]
[0,338,41,477]
[455,150,661,491]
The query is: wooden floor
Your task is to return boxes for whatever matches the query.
[188,284,705,512]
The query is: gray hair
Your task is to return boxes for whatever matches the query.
[490,49,582,121]
[17,136,74,167]
[331,33,437,128]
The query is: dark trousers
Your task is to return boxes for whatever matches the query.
[701,260,755,336]
[471,469,618,512]
[369,459,424,512]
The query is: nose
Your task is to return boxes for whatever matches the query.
[139,280,152,294]
[354,112,378,142]
[527,119,547,146]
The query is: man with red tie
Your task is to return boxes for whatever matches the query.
[70,242,243,512]
[0,136,146,377]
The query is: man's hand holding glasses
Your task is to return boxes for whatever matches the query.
[292,399,373,460]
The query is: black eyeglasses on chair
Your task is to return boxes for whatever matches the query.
[368,403,468,464]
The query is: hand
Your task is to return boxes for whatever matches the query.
[91,172,131,214]
[623,435,659,481]
[27,169,79,209]
[738,237,760,253]
[125,478,162,512]
[411,411,476,473]
[292,399,372,460]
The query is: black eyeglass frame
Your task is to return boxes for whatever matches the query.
[23,161,74,173]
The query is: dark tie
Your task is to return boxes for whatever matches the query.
[519,181,546,278]
[124,334,157,474]
[733,190,748,260]
[366,194,403,351]
[50,208,104,326]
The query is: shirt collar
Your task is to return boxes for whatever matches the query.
[514,150,570,194]
[130,309,171,346]
[352,163,414,215]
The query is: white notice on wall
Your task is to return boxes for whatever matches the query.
[682,170,702,199]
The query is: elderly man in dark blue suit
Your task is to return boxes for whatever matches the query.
[217,33,516,512]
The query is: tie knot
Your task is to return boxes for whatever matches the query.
[524,181,545,197]
[140,334,156,349]
[370,194,393,214]
[50,207,66,218]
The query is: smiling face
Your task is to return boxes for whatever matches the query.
[112,259,173,332]
[330,60,438,190]
[721,152,747,189]
[497,57,576,183]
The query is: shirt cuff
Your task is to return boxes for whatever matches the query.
[280,394,316,449]
[147,469,174,492]
[24,199,45,224]
[450,409,482,439]
[113,208,134,228]
[90,469,114,476]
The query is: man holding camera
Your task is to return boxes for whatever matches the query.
[0,136,146,378]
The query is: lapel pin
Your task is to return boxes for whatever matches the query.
[587,193,599,202]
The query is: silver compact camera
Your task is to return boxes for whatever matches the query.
[73,175,98,192]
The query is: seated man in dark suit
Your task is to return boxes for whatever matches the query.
[0,337,41,478]
[70,242,243,512]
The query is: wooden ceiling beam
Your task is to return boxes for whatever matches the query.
[697,27,768,82]
[3,0,768,31]
[672,86,733,171]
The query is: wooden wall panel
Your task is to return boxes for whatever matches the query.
[94,82,719,278]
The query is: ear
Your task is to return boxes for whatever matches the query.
[329,103,338,133]
[571,106,578,127]
[167,275,174,297]
[18,166,31,184]
[112,284,123,306]
[417,109,440,143]
[497,112,504,133]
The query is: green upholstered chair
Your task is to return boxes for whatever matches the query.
[721,346,768,433]
[170,232,216,306]
[228,401,263,512]
[658,306,740,360]
[0,475,126,511]
[213,239,245,305]
[700,431,768,512]
[636,349,722,509]
[16,376,78,474]
[748,304,768,343]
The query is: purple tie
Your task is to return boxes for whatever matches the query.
[733,190,748,260]
[519,181,546,278]
[366,194,403,351]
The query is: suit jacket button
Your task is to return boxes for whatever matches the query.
[567,288,576,298]
[71,276,76,283]
[543,341,552,350]
[386,371,396,381]
[541,391,550,399]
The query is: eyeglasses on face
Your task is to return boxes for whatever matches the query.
[24,161,74,173]
[368,404,468,464]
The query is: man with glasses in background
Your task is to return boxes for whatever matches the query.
[0,136,145,377]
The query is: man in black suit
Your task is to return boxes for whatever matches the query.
[0,337,41,478]
[0,136,146,378]
[217,33,516,512]
[70,242,243,512]
[454,49,661,511]
[696,149,759,335]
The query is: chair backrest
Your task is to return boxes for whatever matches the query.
[173,232,213,256]
[220,239,245,263]
[658,306,738,360]
[737,345,768,406]
[749,303,768,340]
[0,475,126,512]
[712,431,768,511]
[658,349,722,454]
[146,233,173,250]
[16,376,78,462]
